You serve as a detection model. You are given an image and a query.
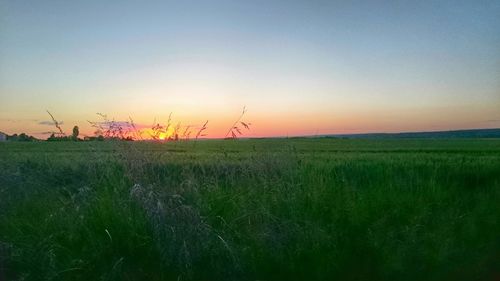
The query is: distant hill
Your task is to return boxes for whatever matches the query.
[328,128,500,139]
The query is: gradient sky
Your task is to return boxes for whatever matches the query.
[1,0,499,138]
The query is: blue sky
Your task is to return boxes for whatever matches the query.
[1,0,499,137]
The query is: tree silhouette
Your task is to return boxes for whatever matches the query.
[72,126,79,141]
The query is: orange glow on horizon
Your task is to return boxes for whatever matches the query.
[1,103,500,140]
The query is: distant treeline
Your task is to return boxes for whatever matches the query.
[46,133,133,142]
[3,128,500,142]
[4,133,39,142]
[2,133,132,142]
[330,128,500,139]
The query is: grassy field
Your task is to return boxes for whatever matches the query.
[1,138,499,281]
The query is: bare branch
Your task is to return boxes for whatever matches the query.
[46,110,65,136]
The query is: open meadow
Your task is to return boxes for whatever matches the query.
[1,138,499,280]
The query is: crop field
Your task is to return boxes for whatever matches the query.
[0,138,499,281]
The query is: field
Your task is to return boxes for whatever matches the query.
[1,138,499,281]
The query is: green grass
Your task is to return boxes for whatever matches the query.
[1,138,499,280]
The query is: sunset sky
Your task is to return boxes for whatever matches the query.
[1,0,499,138]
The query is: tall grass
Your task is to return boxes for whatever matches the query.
[0,139,499,280]
[225,106,251,139]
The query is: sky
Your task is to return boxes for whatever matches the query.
[1,0,499,138]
